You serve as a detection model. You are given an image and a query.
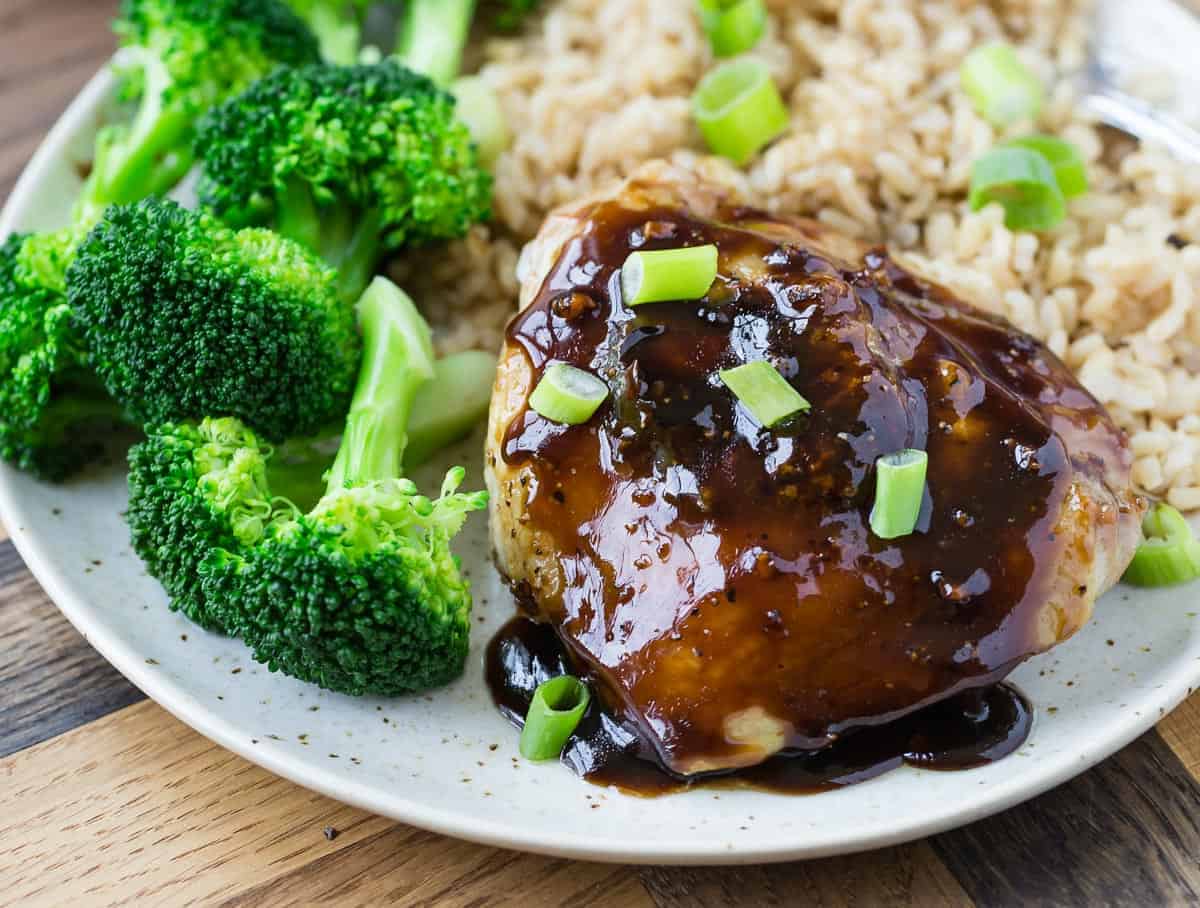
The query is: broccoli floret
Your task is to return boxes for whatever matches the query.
[0,232,124,479]
[195,60,491,302]
[150,278,485,694]
[67,198,359,441]
[127,417,282,631]
[76,0,320,223]
[282,0,370,65]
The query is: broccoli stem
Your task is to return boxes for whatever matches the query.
[394,0,477,85]
[76,49,194,223]
[305,4,362,66]
[326,278,436,491]
[275,180,383,304]
[404,350,496,468]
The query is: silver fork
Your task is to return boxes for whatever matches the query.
[1083,0,1200,163]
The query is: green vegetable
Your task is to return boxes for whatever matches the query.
[968,146,1066,232]
[196,60,492,303]
[519,675,590,761]
[405,350,498,467]
[1123,502,1200,587]
[395,0,476,86]
[693,58,789,165]
[76,0,320,223]
[696,0,767,58]
[959,42,1044,127]
[0,232,124,480]
[197,277,488,695]
[127,417,284,631]
[1003,135,1088,198]
[282,0,370,65]
[621,245,719,306]
[452,76,511,167]
[869,449,928,540]
[394,0,545,85]
[492,0,542,31]
[718,360,810,428]
[67,198,360,441]
[528,363,609,426]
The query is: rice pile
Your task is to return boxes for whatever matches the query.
[391,0,1200,511]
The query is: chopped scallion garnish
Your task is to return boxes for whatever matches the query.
[1003,134,1088,198]
[528,363,609,425]
[869,449,928,540]
[1123,502,1200,587]
[718,360,810,428]
[969,146,1066,232]
[621,245,719,306]
[693,58,789,165]
[697,0,767,58]
[959,43,1044,127]
[520,675,590,761]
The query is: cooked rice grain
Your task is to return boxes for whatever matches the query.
[392,0,1200,508]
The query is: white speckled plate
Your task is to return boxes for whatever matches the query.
[3,65,1199,866]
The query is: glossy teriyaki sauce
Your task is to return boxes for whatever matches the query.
[486,616,1032,795]
[491,185,1128,780]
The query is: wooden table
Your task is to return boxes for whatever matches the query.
[3,2,1200,904]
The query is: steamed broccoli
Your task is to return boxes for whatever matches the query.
[76,0,320,223]
[195,60,491,302]
[0,232,123,479]
[203,277,487,695]
[67,198,359,441]
[394,0,544,85]
[127,278,486,692]
[282,0,371,65]
[127,417,282,631]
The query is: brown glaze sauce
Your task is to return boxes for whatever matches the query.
[494,193,1123,778]
[486,616,1032,795]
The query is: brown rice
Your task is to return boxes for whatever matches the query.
[390,0,1200,510]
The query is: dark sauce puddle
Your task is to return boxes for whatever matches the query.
[487,616,1032,796]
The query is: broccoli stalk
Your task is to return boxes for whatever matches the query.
[327,276,437,488]
[193,277,488,694]
[76,0,321,223]
[394,0,477,86]
[196,61,491,303]
[394,0,545,85]
[282,0,370,65]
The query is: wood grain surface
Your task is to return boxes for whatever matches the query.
[2,3,1200,906]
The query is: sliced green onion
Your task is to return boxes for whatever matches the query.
[969,147,1066,232]
[621,245,719,306]
[869,449,928,540]
[519,675,590,761]
[528,363,609,425]
[1123,502,1200,587]
[451,76,510,168]
[960,43,1044,127]
[693,58,789,165]
[697,0,767,58]
[718,360,810,428]
[1004,134,1088,198]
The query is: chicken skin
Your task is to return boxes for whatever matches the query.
[486,163,1144,776]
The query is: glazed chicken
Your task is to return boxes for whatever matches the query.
[486,163,1145,776]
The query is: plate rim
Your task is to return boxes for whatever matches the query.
[2,61,1198,866]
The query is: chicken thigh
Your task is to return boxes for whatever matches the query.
[486,163,1144,776]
